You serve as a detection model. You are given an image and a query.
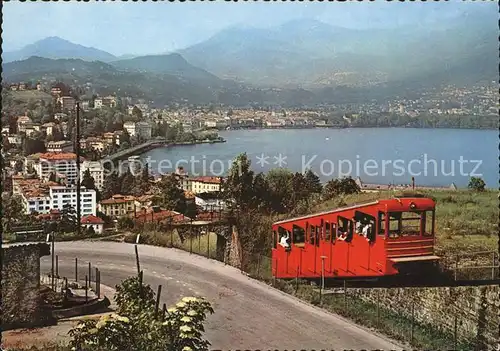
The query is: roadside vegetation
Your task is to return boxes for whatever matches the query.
[7,275,214,351]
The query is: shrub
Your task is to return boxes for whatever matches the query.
[68,275,214,351]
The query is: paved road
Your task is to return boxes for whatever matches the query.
[41,241,403,350]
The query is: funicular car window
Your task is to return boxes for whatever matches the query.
[325,221,331,241]
[378,212,386,235]
[337,216,353,241]
[309,224,315,244]
[388,211,422,237]
[354,211,376,241]
[423,211,435,236]
[292,224,305,246]
[277,226,290,247]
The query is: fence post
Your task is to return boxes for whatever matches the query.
[155,285,162,319]
[64,277,68,302]
[95,267,98,291]
[207,231,210,259]
[135,245,141,275]
[454,254,458,281]
[295,267,299,293]
[410,301,415,345]
[377,289,380,326]
[190,234,193,254]
[138,270,143,297]
[492,252,496,280]
[75,257,78,282]
[343,280,347,311]
[256,255,261,278]
[170,226,173,247]
[161,303,167,322]
[88,262,92,285]
[85,275,88,303]
[454,314,458,350]
[198,230,201,253]
[97,269,100,299]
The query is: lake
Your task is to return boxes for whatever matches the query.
[140,128,497,188]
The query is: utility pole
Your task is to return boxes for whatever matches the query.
[76,102,81,236]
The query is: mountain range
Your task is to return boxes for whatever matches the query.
[2,11,497,105]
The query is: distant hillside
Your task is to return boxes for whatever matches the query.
[1,56,312,107]
[2,37,117,63]
[178,12,497,89]
[110,53,221,84]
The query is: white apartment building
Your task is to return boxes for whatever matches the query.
[80,160,105,190]
[123,121,152,139]
[36,153,80,185]
[123,121,136,136]
[20,184,96,217]
[50,185,97,216]
[136,121,152,139]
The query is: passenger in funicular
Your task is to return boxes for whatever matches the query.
[337,226,347,241]
[279,231,290,248]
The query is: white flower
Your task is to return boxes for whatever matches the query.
[96,319,106,329]
[182,347,193,351]
[167,307,177,314]
[180,316,192,323]
[179,325,192,332]
[176,302,186,308]
[187,310,197,316]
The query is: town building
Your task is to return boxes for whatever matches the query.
[98,194,136,218]
[57,96,76,111]
[17,180,97,217]
[81,215,104,234]
[17,115,32,132]
[186,176,222,194]
[36,153,81,185]
[135,121,152,139]
[80,160,105,191]
[46,140,74,153]
[195,192,226,211]
[41,122,56,136]
[123,121,136,136]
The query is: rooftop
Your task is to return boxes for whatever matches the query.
[81,215,104,225]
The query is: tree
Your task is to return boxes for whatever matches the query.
[60,203,78,233]
[81,169,101,201]
[156,174,186,213]
[102,172,121,200]
[132,164,153,196]
[22,136,46,156]
[131,106,143,120]
[222,153,255,212]
[120,171,136,195]
[266,168,294,213]
[1,194,26,232]
[323,176,360,200]
[48,172,57,183]
[304,169,322,194]
[68,275,214,351]
[468,177,486,192]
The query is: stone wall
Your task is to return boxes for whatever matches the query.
[350,285,499,348]
[226,225,242,269]
[1,243,51,330]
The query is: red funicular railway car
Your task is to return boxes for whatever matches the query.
[271,197,440,280]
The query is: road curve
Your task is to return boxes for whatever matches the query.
[41,241,403,350]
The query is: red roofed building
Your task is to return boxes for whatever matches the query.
[186,176,223,194]
[36,153,84,185]
[81,215,105,234]
[130,206,191,225]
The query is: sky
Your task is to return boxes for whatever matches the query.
[2,0,495,56]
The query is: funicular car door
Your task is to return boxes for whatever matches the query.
[321,218,335,274]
